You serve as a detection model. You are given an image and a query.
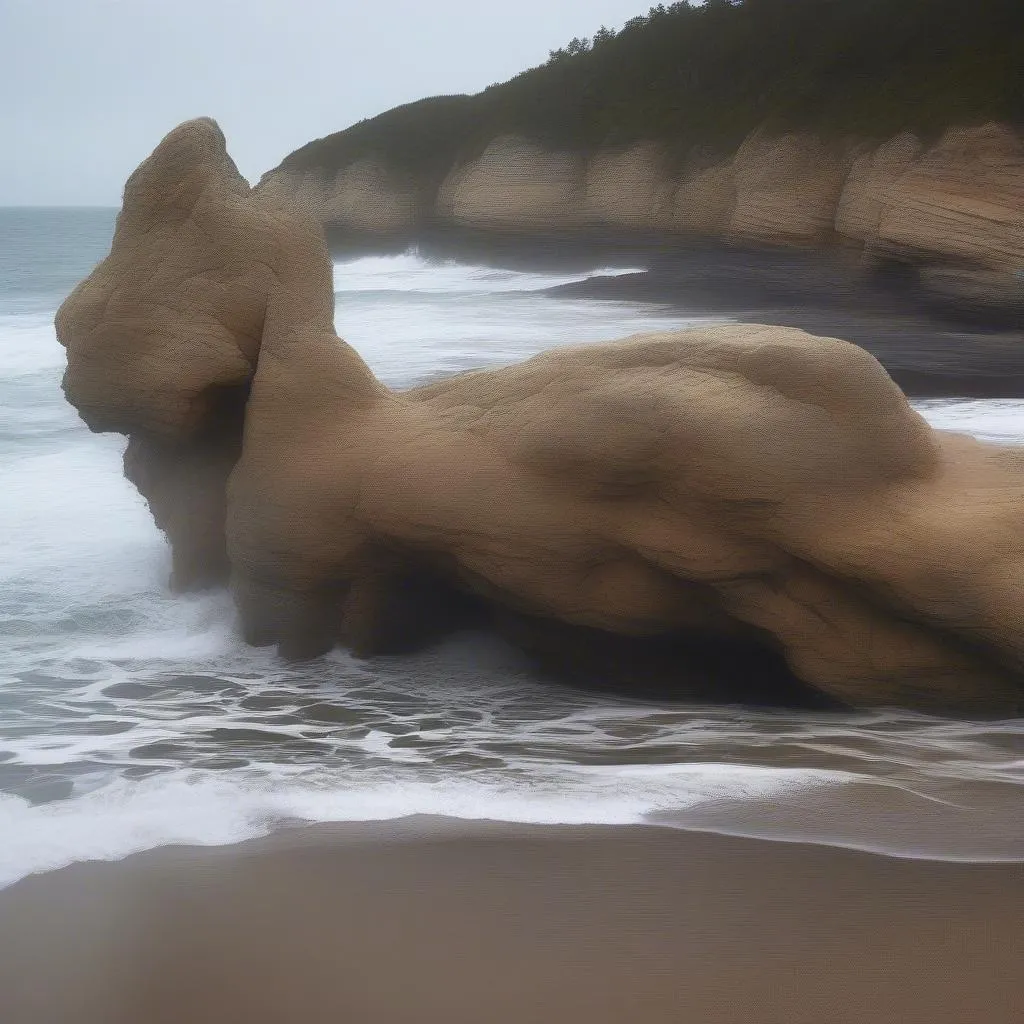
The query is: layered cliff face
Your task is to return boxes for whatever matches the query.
[672,158,736,234]
[869,125,1023,267]
[435,137,586,233]
[56,119,1024,716]
[865,124,1024,312]
[264,119,1023,313]
[727,133,853,244]
[834,133,924,244]
[256,159,424,236]
[435,140,692,235]
[55,118,331,589]
[255,167,330,221]
[583,144,676,231]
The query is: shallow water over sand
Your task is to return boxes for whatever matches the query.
[1,208,1022,886]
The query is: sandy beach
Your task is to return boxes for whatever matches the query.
[3,0,1022,1020]
[0,820,1020,1024]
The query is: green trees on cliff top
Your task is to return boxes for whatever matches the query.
[276,0,1022,180]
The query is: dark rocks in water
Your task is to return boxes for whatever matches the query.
[542,242,1024,400]
[329,225,1024,399]
[54,119,1024,717]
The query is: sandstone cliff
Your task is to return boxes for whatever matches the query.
[55,120,1024,716]
[834,133,924,244]
[672,158,736,235]
[865,124,1024,312]
[259,119,1023,314]
[727,132,853,244]
[434,137,585,233]
[257,159,424,236]
[583,144,676,231]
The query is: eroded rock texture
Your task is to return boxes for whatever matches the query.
[728,133,853,244]
[58,120,1024,715]
[55,118,329,588]
[435,137,586,233]
[257,159,424,237]
[868,124,1024,314]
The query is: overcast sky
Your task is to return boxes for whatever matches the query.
[1,0,655,206]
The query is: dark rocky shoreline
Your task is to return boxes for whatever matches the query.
[330,226,1024,399]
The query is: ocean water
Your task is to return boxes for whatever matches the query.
[1,206,1022,887]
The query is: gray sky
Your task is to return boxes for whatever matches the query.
[1,0,654,206]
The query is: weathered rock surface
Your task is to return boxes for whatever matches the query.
[728,132,853,244]
[257,160,424,236]
[254,167,331,223]
[57,119,1024,715]
[871,125,1024,268]
[435,137,585,232]
[672,157,736,234]
[229,300,1024,715]
[583,144,676,231]
[55,118,329,587]
[866,124,1024,313]
[835,133,923,244]
[265,118,1022,313]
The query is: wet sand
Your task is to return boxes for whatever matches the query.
[0,819,1021,1024]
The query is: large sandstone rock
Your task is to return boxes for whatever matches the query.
[229,299,1024,714]
[58,119,1024,715]
[729,132,852,244]
[56,118,330,588]
[56,118,329,440]
[435,137,585,232]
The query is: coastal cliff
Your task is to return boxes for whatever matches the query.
[256,0,1023,315]
[257,122,1023,315]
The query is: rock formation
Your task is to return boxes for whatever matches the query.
[435,137,585,233]
[834,133,923,244]
[57,119,1024,716]
[672,157,736,235]
[728,132,853,244]
[262,117,1024,315]
[257,159,424,237]
[864,124,1024,314]
[583,144,676,231]
[55,118,330,588]
[229,306,1024,716]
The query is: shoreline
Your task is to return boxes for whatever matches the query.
[330,229,1024,399]
[1,817,1021,1023]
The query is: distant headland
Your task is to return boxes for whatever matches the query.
[255,0,1023,320]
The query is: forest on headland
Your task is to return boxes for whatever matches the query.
[272,0,1023,182]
